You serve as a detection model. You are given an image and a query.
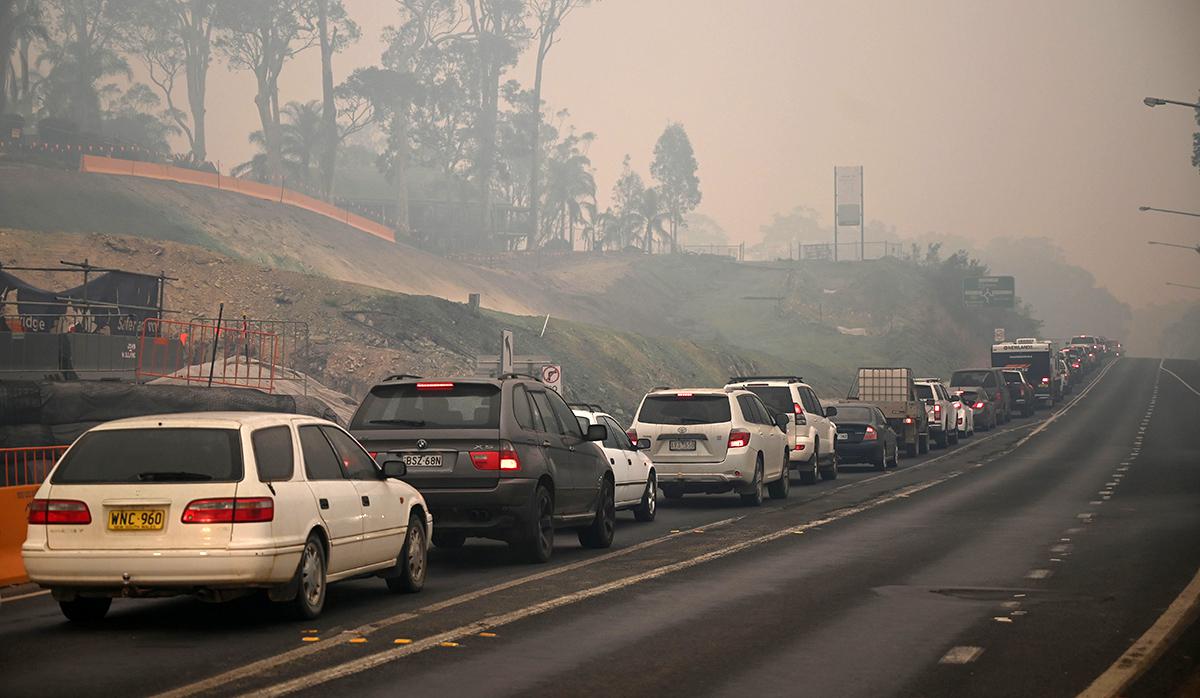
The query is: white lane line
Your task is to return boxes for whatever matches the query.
[1160,362,1200,398]
[246,475,968,697]
[155,514,742,698]
[1026,569,1052,579]
[1078,565,1200,698]
[2,589,50,602]
[940,645,985,664]
[1015,359,1120,449]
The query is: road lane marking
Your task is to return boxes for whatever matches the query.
[939,646,985,664]
[1015,358,1119,449]
[1160,362,1200,397]
[154,514,744,698]
[246,475,969,697]
[1026,569,1052,579]
[1078,564,1200,698]
[1,589,50,603]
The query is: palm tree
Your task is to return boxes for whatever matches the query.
[235,101,324,186]
[540,142,595,250]
[2,0,48,116]
[630,188,668,253]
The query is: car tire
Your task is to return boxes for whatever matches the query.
[888,444,900,468]
[906,441,919,458]
[949,428,959,445]
[872,445,886,471]
[431,531,466,549]
[291,534,327,620]
[819,453,838,481]
[633,472,657,522]
[663,486,684,500]
[741,460,765,507]
[578,478,616,549]
[386,513,427,594]
[919,434,930,455]
[768,456,790,499]
[59,596,111,623]
[512,484,555,563]
[799,441,819,485]
[935,429,948,449]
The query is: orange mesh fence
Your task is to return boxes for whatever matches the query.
[80,155,395,243]
[1,446,69,488]
[137,317,281,393]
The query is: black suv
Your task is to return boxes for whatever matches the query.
[349,374,615,563]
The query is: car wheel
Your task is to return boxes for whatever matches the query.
[935,429,948,449]
[950,428,959,445]
[919,434,930,455]
[768,456,790,499]
[662,485,684,500]
[291,534,327,620]
[512,484,555,563]
[59,596,111,623]
[888,444,900,468]
[386,513,427,594]
[872,445,886,471]
[431,531,466,549]
[578,478,616,549]
[799,441,819,485]
[740,460,764,506]
[820,452,839,481]
[633,472,657,522]
[905,441,919,458]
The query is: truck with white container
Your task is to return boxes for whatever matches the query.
[846,367,930,458]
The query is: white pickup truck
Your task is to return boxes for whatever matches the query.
[914,378,959,448]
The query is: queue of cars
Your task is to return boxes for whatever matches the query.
[22,336,1117,622]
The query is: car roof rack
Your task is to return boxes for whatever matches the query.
[382,373,424,381]
[498,372,541,382]
[568,402,606,412]
[727,375,803,383]
[650,386,672,392]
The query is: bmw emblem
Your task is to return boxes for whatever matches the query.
[416,439,428,450]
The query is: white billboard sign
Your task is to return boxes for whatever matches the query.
[835,166,863,227]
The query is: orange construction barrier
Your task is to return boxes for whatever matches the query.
[79,155,395,243]
[0,446,68,585]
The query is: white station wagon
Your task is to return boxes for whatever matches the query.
[22,412,431,622]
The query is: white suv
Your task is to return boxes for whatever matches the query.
[914,379,960,448]
[630,388,790,506]
[724,376,839,484]
[571,404,657,522]
[23,412,431,622]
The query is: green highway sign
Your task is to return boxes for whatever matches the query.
[963,276,1015,308]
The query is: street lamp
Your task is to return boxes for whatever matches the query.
[1143,96,1200,109]
[1148,241,1200,255]
[1166,282,1200,291]
[1138,205,1200,218]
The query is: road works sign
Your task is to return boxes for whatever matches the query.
[963,276,1015,308]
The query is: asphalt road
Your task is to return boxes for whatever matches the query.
[1,357,1197,698]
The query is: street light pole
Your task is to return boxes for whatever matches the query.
[1139,205,1200,218]
[1148,241,1200,255]
[1143,96,1200,110]
[1165,282,1200,291]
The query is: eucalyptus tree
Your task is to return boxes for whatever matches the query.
[38,0,128,131]
[650,121,701,253]
[313,0,357,197]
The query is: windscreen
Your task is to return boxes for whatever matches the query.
[830,406,874,423]
[352,383,501,429]
[914,385,935,400]
[744,387,792,414]
[52,428,243,484]
[1003,372,1023,384]
[951,371,991,387]
[637,395,731,425]
[1071,336,1095,345]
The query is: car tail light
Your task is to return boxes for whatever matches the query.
[973,401,985,409]
[863,426,878,441]
[416,382,454,391]
[626,429,638,446]
[469,449,521,471]
[793,402,807,425]
[1041,377,1050,384]
[28,499,91,525]
[675,392,694,399]
[368,451,378,460]
[182,497,274,523]
[903,417,914,425]
[728,429,751,449]
[934,404,942,415]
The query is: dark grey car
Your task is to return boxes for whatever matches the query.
[350,375,614,563]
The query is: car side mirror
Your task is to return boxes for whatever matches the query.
[825,406,838,417]
[585,423,607,442]
[382,459,407,479]
[773,413,789,430]
[636,437,651,450]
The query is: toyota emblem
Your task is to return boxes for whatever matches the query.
[416,439,428,450]
[677,426,687,433]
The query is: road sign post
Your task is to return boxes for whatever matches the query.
[963,276,1016,308]
[500,330,514,374]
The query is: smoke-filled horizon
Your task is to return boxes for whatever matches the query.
[89,1,1200,311]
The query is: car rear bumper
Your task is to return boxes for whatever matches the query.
[21,544,300,589]
[657,468,753,494]
[419,478,538,535]
[834,441,884,464]
[788,435,815,463]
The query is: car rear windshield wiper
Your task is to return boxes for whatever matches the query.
[368,419,427,427]
[137,471,214,481]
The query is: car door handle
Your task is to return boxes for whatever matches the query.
[541,440,552,448]
[627,459,632,465]
[361,495,370,507]
[319,498,329,510]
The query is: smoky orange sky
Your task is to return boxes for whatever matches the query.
[194,0,1200,310]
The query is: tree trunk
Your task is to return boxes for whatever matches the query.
[183,12,210,162]
[528,7,553,254]
[391,109,410,234]
[253,77,279,182]
[316,0,338,199]
[0,0,11,117]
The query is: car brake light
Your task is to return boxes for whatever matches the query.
[1041,377,1050,384]
[469,449,521,471]
[728,429,751,449]
[793,402,807,425]
[903,417,914,424]
[416,382,454,391]
[974,401,985,409]
[863,426,878,441]
[28,499,91,525]
[181,497,274,523]
[626,429,638,446]
[676,392,694,399]
[934,404,942,415]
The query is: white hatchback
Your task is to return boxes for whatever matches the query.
[23,412,432,622]
[572,405,657,522]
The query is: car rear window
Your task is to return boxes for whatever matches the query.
[951,371,991,387]
[637,395,731,425]
[352,383,501,429]
[830,406,874,423]
[1003,372,1023,383]
[743,387,792,414]
[52,428,243,484]
[914,385,934,400]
